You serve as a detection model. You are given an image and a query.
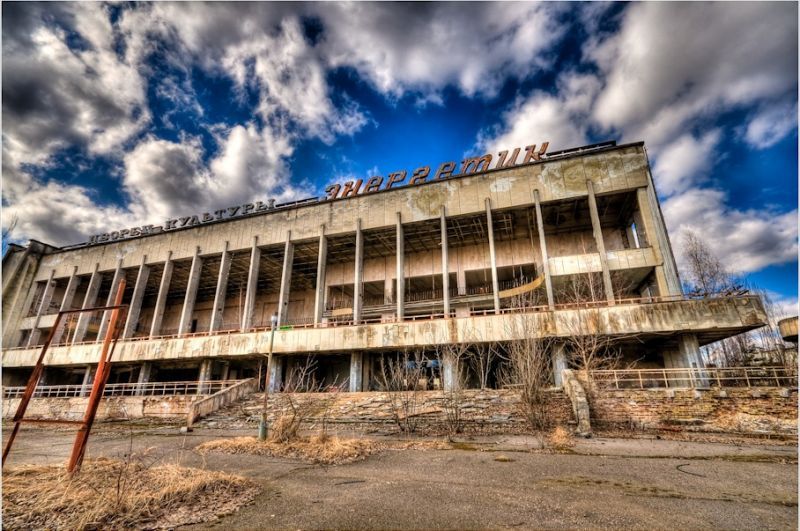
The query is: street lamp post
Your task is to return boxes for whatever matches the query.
[259,313,279,441]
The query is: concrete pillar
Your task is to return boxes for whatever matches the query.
[220,361,231,381]
[241,237,261,330]
[179,247,203,334]
[197,359,213,394]
[80,365,95,397]
[27,270,56,347]
[268,356,283,392]
[384,277,393,304]
[314,226,327,325]
[150,252,173,337]
[635,187,681,296]
[123,257,150,338]
[277,233,294,326]
[457,267,466,296]
[533,190,555,309]
[51,266,81,344]
[349,352,363,392]
[441,355,457,392]
[97,259,125,341]
[353,220,364,324]
[643,170,683,295]
[136,362,152,395]
[552,343,567,387]
[210,243,232,333]
[677,333,704,369]
[440,207,451,317]
[586,181,615,305]
[73,264,102,344]
[485,198,501,313]
[396,213,405,321]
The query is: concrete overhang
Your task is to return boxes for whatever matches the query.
[2,295,767,368]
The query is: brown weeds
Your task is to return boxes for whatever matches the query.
[2,458,259,530]
[548,425,575,451]
[196,435,379,465]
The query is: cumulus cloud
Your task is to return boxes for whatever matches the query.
[588,2,797,147]
[663,188,798,274]
[479,73,600,153]
[744,102,799,149]
[652,131,721,196]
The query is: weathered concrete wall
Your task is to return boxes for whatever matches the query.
[256,389,574,433]
[589,387,798,435]
[2,395,195,421]
[2,296,767,368]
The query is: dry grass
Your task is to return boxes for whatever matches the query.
[2,458,259,530]
[197,434,380,465]
[548,425,575,451]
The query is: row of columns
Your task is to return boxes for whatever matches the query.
[55,182,669,349]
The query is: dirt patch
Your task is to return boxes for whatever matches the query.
[548,426,575,451]
[196,434,380,465]
[2,458,259,530]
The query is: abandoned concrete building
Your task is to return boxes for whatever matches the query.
[2,140,768,396]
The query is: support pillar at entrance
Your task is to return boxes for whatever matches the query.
[73,264,101,344]
[80,365,95,397]
[587,180,615,305]
[268,356,283,393]
[440,207,451,317]
[210,243,232,332]
[353,220,364,324]
[533,190,555,309]
[136,362,152,395]
[313,226,327,325]
[123,257,150,338]
[277,233,294,326]
[552,343,567,387]
[396,213,405,321]
[197,359,213,394]
[27,270,56,347]
[242,237,261,330]
[51,266,80,344]
[97,259,124,340]
[349,352,363,392]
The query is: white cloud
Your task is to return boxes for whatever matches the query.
[744,102,799,149]
[663,188,798,275]
[479,73,600,153]
[588,2,797,147]
[652,131,721,196]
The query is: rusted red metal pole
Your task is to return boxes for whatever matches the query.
[2,312,65,466]
[67,279,127,473]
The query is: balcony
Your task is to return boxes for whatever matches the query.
[2,294,767,368]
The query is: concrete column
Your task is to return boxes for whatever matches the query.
[314,226,327,325]
[353,220,364,324]
[150,252,173,337]
[586,181,615,305]
[384,277,394,304]
[220,361,231,381]
[635,187,681,296]
[123,257,150,338]
[73,264,102,344]
[241,237,261,330]
[552,343,567,387]
[677,333,704,369]
[441,355,457,392]
[97,258,124,341]
[136,362,152,395]
[485,198,501,313]
[197,358,213,394]
[27,270,56,347]
[179,247,203,335]
[533,190,555,309]
[457,267,466,296]
[51,266,81,344]
[396,213,405,321]
[268,356,283,392]
[80,365,95,397]
[277,233,294,326]
[440,207,451,317]
[210,243,232,333]
[643,170,683,295]
[349,352,363,392]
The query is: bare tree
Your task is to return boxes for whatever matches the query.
[469,342,501,390]
[377,350,427,434]
[558,273,625,377]
[681,230,744,296]
[432,340,471,437]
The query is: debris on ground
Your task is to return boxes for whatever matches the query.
[2,458,259,530]
[196,433,380,465]
[548,425,576,451]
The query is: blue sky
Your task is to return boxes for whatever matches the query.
[2,2,797,315]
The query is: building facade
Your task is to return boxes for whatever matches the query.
[2,141,768,391]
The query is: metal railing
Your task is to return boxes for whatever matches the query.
[7,293,761,351]
[589,367,797,390]
[2,379,244,399]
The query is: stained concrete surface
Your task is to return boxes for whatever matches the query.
[3,425,797,530]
